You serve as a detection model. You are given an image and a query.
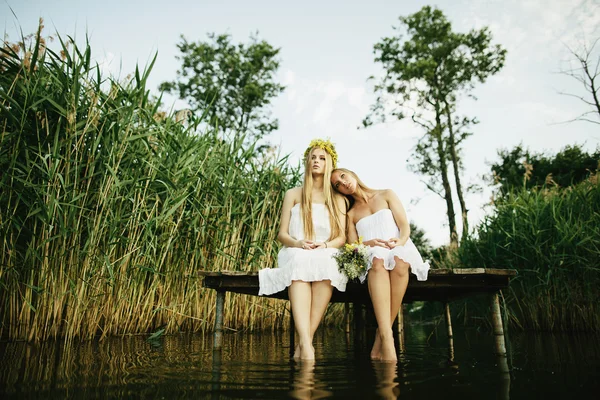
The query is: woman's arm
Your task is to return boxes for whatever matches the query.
[346,212,359,245]
[385,189,411,247]
[277,188,305,248]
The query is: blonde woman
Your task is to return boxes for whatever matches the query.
[259,139,347,361]
[331,168,429,362]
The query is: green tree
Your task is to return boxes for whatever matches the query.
[491,144,600,194]
[363,6,506,246]
[160,33,285,147]
[409,222,433,259]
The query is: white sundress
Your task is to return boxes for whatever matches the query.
[258,203,348,296]
[355,209,430,283]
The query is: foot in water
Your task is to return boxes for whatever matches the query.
[292,343,315,361]
[378,329,397,362]
[371,329,382,360]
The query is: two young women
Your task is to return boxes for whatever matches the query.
[259,139,429,361]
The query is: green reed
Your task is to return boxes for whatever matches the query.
[0,25,303,341]
[446,177,600,331]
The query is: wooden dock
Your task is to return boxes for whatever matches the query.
[200,268,516,357]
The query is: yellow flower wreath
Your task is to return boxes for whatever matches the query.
[303,138,338,168]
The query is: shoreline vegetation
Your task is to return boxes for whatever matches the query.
[441,175,600,332]
[1,25,598,342]
[0,26,302,342]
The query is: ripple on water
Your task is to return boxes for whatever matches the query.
[1,328,599,398]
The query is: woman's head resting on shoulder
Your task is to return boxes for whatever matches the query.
[331,168,374,201]
[303,138,338,178]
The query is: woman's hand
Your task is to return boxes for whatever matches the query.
[296,239,316,250]
[364,238,390,248]
[387,237,406,248]
[313,242,327,249]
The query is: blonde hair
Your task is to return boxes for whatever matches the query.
[301,147,343,241]
[331,168,376,206]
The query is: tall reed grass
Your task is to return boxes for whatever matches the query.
[447,177,600,331]
[0,23,303,341]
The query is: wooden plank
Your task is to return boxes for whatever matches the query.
[198,268,516,278]
[199,269,516,303]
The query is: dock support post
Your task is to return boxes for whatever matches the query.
[444,302,455,362]
[397,305,405,352]
[444,302,453,339]
[353,302,364,344]
[345,303,351,334]
[213,290,225,350]
[289,306,295,358]
[491,292,507,356]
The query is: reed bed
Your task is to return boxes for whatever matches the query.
[0,26,305,342]
[446,177,600,331]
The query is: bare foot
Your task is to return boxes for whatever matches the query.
[299,343,315,360]
[371,329,382,360]
[293,344,300,360]
[379,329,397,362]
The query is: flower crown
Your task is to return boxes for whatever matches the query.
[303,138,338,169]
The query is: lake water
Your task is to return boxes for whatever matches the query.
[1,324,598,399]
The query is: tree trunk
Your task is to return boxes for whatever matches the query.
[445,102,469,242]
[434,105,458,247]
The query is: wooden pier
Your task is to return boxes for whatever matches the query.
[200,268,516,357]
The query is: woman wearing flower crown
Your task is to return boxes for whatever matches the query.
[259,139,348,360]
[330,168,430,362]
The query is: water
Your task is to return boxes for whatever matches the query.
[1,325,598,399]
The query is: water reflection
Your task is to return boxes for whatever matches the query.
[372,361,401,399]
[288,361,331,399]
[0,328,598,398]
[211,349,222,399]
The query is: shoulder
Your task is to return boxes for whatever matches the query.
[284,187,303,203]
[333,193,348,211]
[381,189,404,209]
[380,189,399,200]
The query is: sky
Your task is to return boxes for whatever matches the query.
[3,0,600,247]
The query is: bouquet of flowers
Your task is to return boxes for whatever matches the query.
[333,238,370,280]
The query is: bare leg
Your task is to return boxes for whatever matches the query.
[292,280,334,358]
[289,281,315,360]
[389,258,410,324]
[368,259,397,361]
[371,329,382,360]
[309,280,334,346]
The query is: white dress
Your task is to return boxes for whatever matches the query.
[355,209,430,283]
[258,203,348,296]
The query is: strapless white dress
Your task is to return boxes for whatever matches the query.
[258,203,348,295]
[355,209,430,283]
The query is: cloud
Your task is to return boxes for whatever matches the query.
[279,72,370,134]
[464,0,599,61]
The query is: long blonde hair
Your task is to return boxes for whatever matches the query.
[331,168,376,208]
[301,148,343,241]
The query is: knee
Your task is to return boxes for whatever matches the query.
[393,257,410,277]
[369,258,386,274]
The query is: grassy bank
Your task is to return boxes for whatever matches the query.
[445,177,600,331]
[0,26,305,341]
